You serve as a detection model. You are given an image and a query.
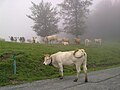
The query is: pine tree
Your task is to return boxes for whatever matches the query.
[27,0,59,37]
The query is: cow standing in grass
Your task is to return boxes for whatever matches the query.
[19,37,25,43]
[9,36,18,42]
[62,41,69,45]
[45,35,57,44]
[85,39,91,46]
[43,49,88,82]
[94,39,102,45]
[62,38,69,43]
[74,38,80,44]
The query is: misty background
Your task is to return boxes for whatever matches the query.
[0,0,120,41]
[86,0,120,41]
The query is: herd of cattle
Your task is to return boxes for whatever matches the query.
[0,35,102,46]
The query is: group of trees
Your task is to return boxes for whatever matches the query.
[27,0,92,38]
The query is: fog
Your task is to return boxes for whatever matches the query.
[0,0,62,41]
[85,0,120,41]
[0,0,119,41]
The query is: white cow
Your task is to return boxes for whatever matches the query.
[62,41,69,45]
[45,35,57,44]
[9,36,18,42]
[43,49,88,82]
[62,38,69,43]
[32,37,39,43]
[85,39,91,46]
[94,39,102,45]
[74,38,80,44]
[19,37,25,43]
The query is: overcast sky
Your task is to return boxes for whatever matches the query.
[0,0,101,41]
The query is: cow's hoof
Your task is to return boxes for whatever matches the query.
[59,77,63,79]
[58,75,61,78]
[74,78,78,82]
[85,79,88,82]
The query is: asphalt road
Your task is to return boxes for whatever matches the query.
[0,67,120,90]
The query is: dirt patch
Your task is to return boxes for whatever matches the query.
[0,53,12,61]
[0,52,25,61]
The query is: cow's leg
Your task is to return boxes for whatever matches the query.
[83,60,88,82]
[74,64,81,82]
[59,64,63,79]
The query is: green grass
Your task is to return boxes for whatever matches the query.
[0,41,120,86]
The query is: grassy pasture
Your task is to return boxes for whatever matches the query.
[0,41,120,86]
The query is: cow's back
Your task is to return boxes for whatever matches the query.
[52,51,75,66]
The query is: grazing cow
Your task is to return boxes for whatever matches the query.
[43,49,88,82]
[62,38,69,43]
[85,39,91,46]
[19,37,25,43]
[94,39,102,45]
[32,37,38,43]
[62,41,69,45]
[35,37,39,43]
[45,35,57,44]
[32,37,35,43]
[9,36,14,41]
[74,38,80,44]
[9,36,18,42]
[14,37,18,42]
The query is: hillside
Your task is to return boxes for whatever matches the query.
[0,41,120,86]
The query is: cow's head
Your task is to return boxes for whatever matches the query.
[43,54,52,65]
